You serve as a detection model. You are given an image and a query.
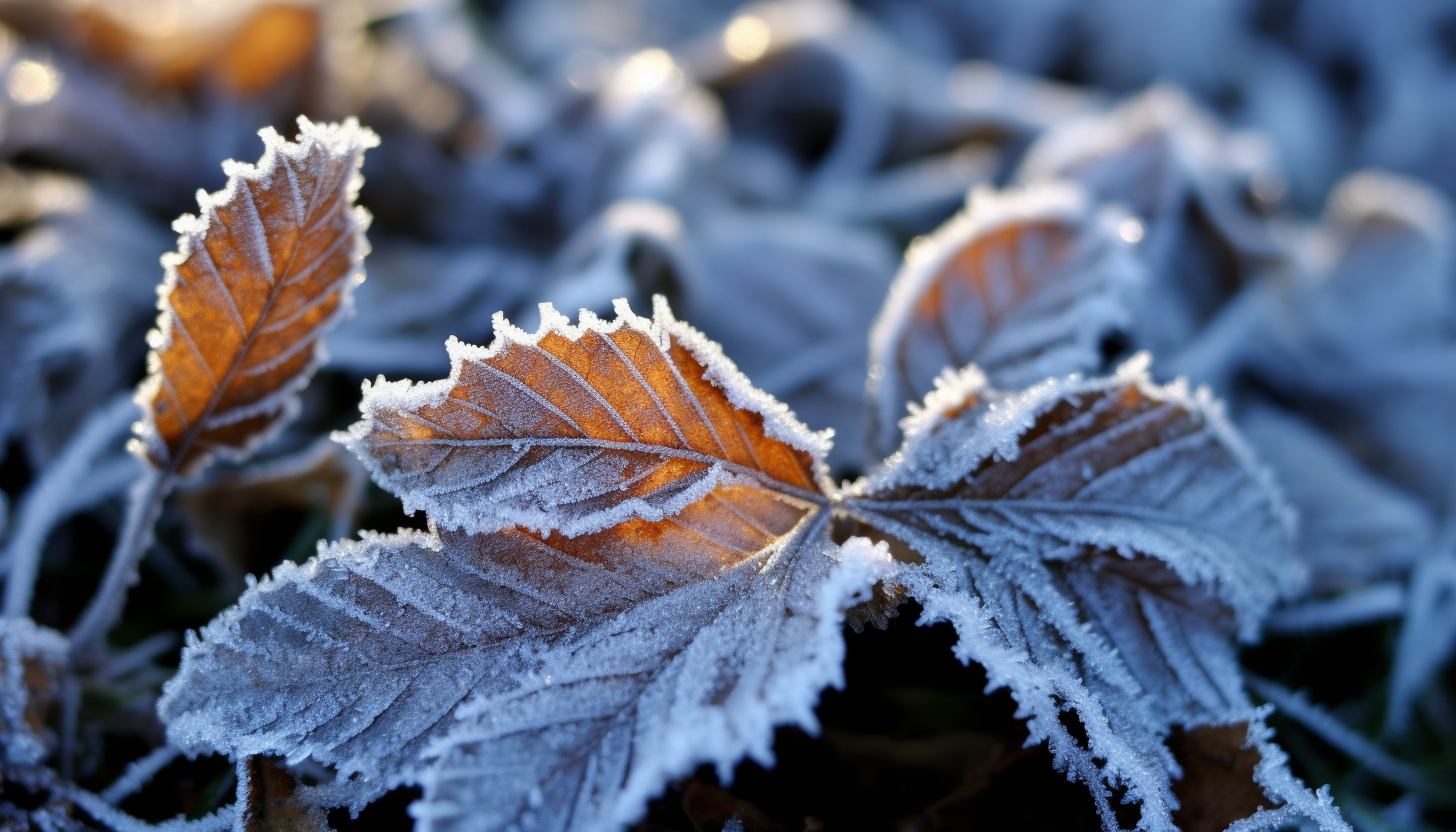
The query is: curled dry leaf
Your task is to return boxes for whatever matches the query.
[843,357,1334,832]
[132,117,377,478]
[865,182,1143,458]
[339,297,829,537]
[0,617,68,767]
[161,299,891,831]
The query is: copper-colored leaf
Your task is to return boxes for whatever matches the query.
[213,4,320,96]
[340,298,829,536]
[865,183,1142,457]
[1169,723,1273,832]
[132,117,377,477]
[238,755,328,832]
[0,1,319,95]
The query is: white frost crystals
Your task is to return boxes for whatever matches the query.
[156,209,1358,830]
[847,358,1346,832]
[160,297,893,831]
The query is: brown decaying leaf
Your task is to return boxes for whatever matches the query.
[344,299,827,536]
[238,755,328,832]
[132,117,377,478]
[1169,723,1273,832]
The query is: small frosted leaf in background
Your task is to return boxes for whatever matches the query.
[864,182,1144,459]
[0,617,68,767]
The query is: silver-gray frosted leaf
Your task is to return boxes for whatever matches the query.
[844,359,1325,832]
[160,509,888,829]
[1017,86,1284,355]
[864,182,1143,459]
[1240,402,1433,594]
[413,528,888,832]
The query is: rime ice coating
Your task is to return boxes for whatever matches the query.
[337,297,833,538]
[159,525,891,829]
[865,182,1144,458]
[844,357,1341,832]
[0,618,68,767]
[132,116,377,477]
[162,295,892,832]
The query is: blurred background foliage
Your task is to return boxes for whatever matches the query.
[1,0,1455,829]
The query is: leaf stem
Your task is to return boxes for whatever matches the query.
[1,395,137,619]
[68,465,174,663]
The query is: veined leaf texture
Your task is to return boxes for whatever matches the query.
[339,297,828,537]
[6,4,1449,830]
[846,358,1336,832]
[865,183,1144,458]
[162,300,891,830]
[132,117,377,477]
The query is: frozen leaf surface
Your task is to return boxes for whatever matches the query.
[162,299,890,830]
[865,183,1143,458]
[844,358,1327,831]
[133,117,377,477]
[339,297,829,537]
[0,617,68,767]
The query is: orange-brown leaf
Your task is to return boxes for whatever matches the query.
[133,117,376,477]
[341,298,829,536]
[866,184,1141,458]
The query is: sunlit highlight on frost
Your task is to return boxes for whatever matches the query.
[7,60,61,105]
[724,16,772,63]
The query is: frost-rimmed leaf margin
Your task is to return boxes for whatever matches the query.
[841,356,1329,832]
[335,296,834,538]
[158,525,895,827]
[1,616,68,766]
[410,532,893,832]
[858,354,1302,636]
[864,181,1145,458]
[130,115,379,476]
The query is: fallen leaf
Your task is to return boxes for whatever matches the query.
[237,755,329,832]
[0,618,68,767]
[843,357,1322,832]
[865,182,1143,458]
[161,300,891,830]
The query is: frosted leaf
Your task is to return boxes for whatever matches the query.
[0,617,68,767]
[1240,402,1433,593]
[160,517,890,827]
[1017,86,1283,353]
[864,182,1144,458]
[844,359,1322,832]
[1302,171,1453,348]
[1239,173,1456,508]
[414,533,890,832]
[339,297,831,537]
[0,269,60,451]
[133,116,378,477]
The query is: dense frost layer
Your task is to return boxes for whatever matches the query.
[843,360,1337,831]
